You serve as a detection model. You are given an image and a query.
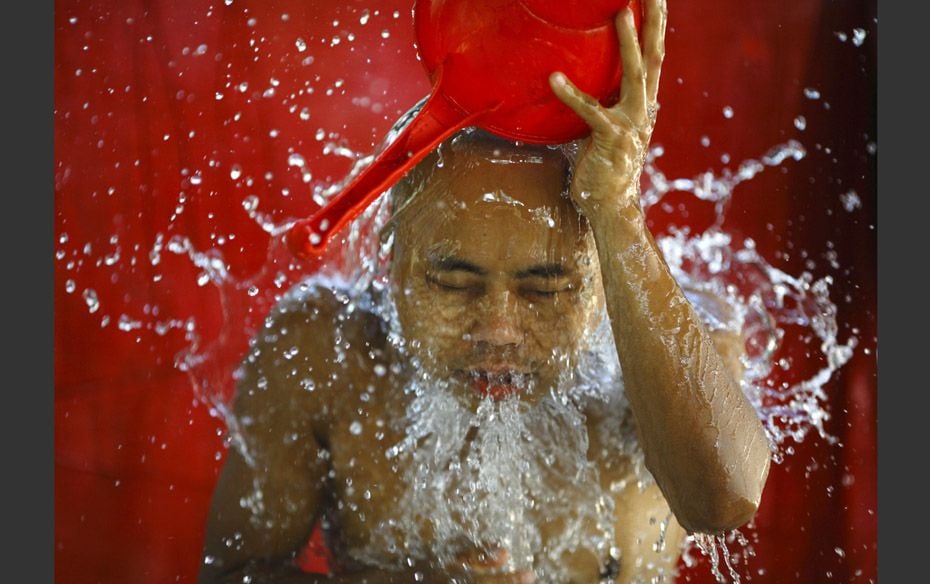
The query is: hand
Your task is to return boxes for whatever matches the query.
[453,546,535,584]
[548,0,667,218]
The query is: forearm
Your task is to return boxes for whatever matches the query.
[585,191,770,534]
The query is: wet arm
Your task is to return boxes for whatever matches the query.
[199,292,449,583]
[198,303,331,582]
[587,196,770,535]
[549,1,770,535]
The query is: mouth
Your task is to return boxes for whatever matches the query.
[458,368,535,401]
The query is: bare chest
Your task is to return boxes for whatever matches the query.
[323,403,673,582]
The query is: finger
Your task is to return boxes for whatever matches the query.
[643,0,667,105]
[549,72,613,132]
[615,7,647,114]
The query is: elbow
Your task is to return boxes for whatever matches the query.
[676,459,771,535]
[673,458,770,535]
[679,493,761,535]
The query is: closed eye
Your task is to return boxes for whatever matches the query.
[426,273,479,292]
[522,285,572,299]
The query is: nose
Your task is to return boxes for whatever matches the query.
[470,290,524,347]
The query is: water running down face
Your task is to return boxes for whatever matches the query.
[389,134,605,407]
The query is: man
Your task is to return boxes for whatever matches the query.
[200,1,771,581]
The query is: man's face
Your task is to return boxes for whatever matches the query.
[390,142,604,406]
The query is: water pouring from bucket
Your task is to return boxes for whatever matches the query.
[285,0,641,259]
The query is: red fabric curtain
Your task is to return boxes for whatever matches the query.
[54,1,876,581]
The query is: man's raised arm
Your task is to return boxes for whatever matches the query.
[549,0,771,535]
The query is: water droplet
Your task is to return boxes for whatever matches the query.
[804,87,821,100]
[190,173,202,185]
[247,285,259,297]
[230,165,242,180]
[287,153,305,167]
[82,289,100,313]
[349,421,363,435]
[380,30,391,39]
[193,44,208,56]
[117,315,142,332]
[834,31,848,42]
[840,189,861,212]
[852,28,867,47]
[242,195,259,212]
[722,106,734,119]
[65,279,76,294]
[299,107,311,121]
[359,11,370,25]
[295,37,307,52]
[793,116,807,131]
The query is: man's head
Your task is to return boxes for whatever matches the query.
[387,130,606,406]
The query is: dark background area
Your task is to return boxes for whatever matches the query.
[54,1,876,581]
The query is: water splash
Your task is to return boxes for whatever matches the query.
[55,92,855,581]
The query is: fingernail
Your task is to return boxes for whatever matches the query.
[551,72,565,85]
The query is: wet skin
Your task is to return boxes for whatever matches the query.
[200,1,770,582]
[389,145,602,408]
[199,144,700,583]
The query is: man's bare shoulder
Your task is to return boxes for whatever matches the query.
[234,276,392,433]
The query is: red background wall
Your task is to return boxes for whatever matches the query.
[54,1,877,582]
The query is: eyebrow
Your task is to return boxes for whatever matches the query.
[514,263,568,279]
[428,255,569,279]
[428,255,488,276]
